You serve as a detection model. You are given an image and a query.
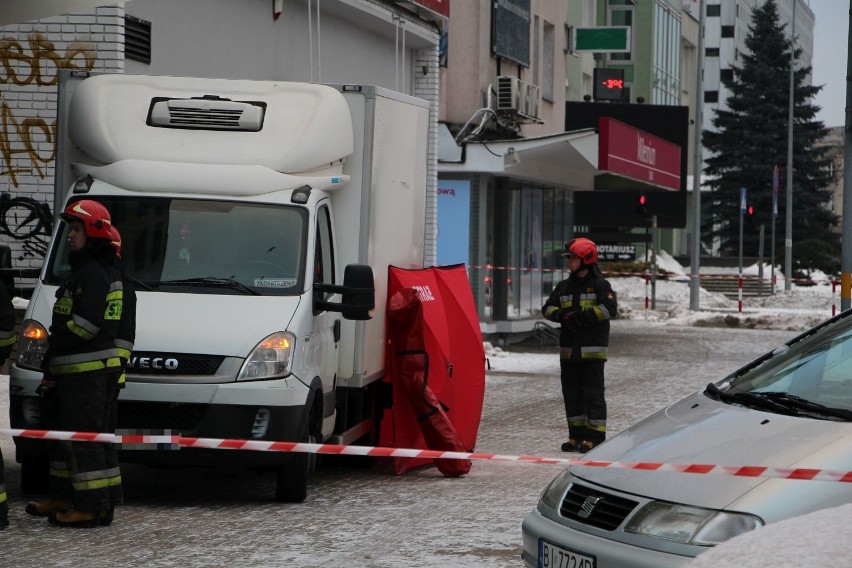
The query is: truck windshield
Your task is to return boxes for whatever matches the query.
[45,197,307,296]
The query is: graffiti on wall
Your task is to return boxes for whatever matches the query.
[0,33,96,261]
[0,192,53,259]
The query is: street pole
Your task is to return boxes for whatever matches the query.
[784,0,796,291]
[689,0,706,311]
[651,214,658,310]
[758,224,765,297]
[841,0,852,311]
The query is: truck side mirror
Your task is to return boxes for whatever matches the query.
[314,264,375,320]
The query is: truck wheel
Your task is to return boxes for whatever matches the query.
[20,456,50,495]
[275,422,312,503]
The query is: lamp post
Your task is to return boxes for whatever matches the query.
[784,0,796,291]
[689,0,706,311]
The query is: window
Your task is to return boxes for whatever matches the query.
[720,68,734,83]
[543,22,555,101]
[704,90,719,103]
[608,1,634,63]
[721,26,735,38]
[315,204,335,291]
[124,15,151,64]
[47,197,307,295]
[652,3,681,105]
[705,47,720,57]
[707,4,721,17]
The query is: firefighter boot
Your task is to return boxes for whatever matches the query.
[25,498,71,517]
[0,512,8,530]
[561,439,580,452]
[48,508,100,528]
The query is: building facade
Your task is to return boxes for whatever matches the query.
[0,0,443,289]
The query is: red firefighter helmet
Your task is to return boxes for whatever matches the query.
[563,238,598,265]
[60,199,112,240]
[107,225,122,258]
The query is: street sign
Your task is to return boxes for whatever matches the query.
[740,187,747,213]
[598,243,636,261]
[573,27,630,53]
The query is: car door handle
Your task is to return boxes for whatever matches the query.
[333,319,341,343]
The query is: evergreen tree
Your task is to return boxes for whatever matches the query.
[702,0,836,268]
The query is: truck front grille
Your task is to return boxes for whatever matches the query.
[128,353,225,375]
[560,483,638,531]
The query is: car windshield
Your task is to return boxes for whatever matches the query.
[709,316,852,418]
[46,197,307,296]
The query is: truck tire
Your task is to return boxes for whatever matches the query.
[275,421,312,503]
[20,456,50,495]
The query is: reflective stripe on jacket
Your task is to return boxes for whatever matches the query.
[47,254,123,378]
[542,267,617,362]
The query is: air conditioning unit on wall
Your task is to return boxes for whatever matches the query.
[496,75,520,111]
[519,82,540,119]
[496,76,540,121]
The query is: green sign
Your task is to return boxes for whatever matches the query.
[573,27,630,53]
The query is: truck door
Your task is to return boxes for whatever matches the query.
[314,203,340,432]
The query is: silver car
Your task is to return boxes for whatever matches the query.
[522,312,852,568]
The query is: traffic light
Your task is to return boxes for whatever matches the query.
[636,194,649,218]
[747,204,755,216]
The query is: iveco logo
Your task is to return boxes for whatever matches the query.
[128,356,179,370]
[578,496,602,519]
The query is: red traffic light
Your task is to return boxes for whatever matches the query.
[747,204,754,215]
[638,194,647,206]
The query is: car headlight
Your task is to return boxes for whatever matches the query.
[16,319,49,371]
[539,468,572,510]
[625,501,763,546]
[237,331,296,381]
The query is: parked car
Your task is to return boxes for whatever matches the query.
[522,310,852,568]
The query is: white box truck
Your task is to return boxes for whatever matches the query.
[9,72,430,502]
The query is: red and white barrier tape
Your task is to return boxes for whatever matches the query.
[4,427,852,483]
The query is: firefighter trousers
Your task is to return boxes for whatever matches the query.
[47,370,123,513]
[559,360,607,444]
[0,448,8,525]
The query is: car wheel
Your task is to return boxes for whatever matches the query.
[275,420,312,503]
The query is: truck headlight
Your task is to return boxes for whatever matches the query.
[625,501,763,546]
[237,331,296,381]
[16,319,49,371]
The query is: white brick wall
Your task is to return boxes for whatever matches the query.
[0,6,124,274]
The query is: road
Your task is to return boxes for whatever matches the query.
[0,320,794,567]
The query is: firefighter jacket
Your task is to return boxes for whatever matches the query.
[45,243,123,378]
[0,283,16,363]
[114,268,137,388]
[542,265,617,362]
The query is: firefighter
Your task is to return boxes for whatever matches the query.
[542,238,617,454]
[25,199,123,527]
[0,282,17,530]
[104,225,135,519]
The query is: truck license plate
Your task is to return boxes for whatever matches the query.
[538,539,596,568]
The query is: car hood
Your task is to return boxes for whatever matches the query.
[29,285,301,358]
[133,291,300,357]
[572,391,852,511]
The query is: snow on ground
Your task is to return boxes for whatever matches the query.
[609,250,837,332]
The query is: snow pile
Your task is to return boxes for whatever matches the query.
[610,251,837,332]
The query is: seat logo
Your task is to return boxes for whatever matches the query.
[578,495,602,519]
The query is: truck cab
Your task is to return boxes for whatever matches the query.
[9,73,429,502]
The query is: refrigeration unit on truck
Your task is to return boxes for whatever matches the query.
[9,72,430,502]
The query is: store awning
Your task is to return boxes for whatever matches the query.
[439,129,600,190]
[438,122,683,193]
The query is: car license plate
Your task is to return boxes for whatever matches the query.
[538,539,596,568]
